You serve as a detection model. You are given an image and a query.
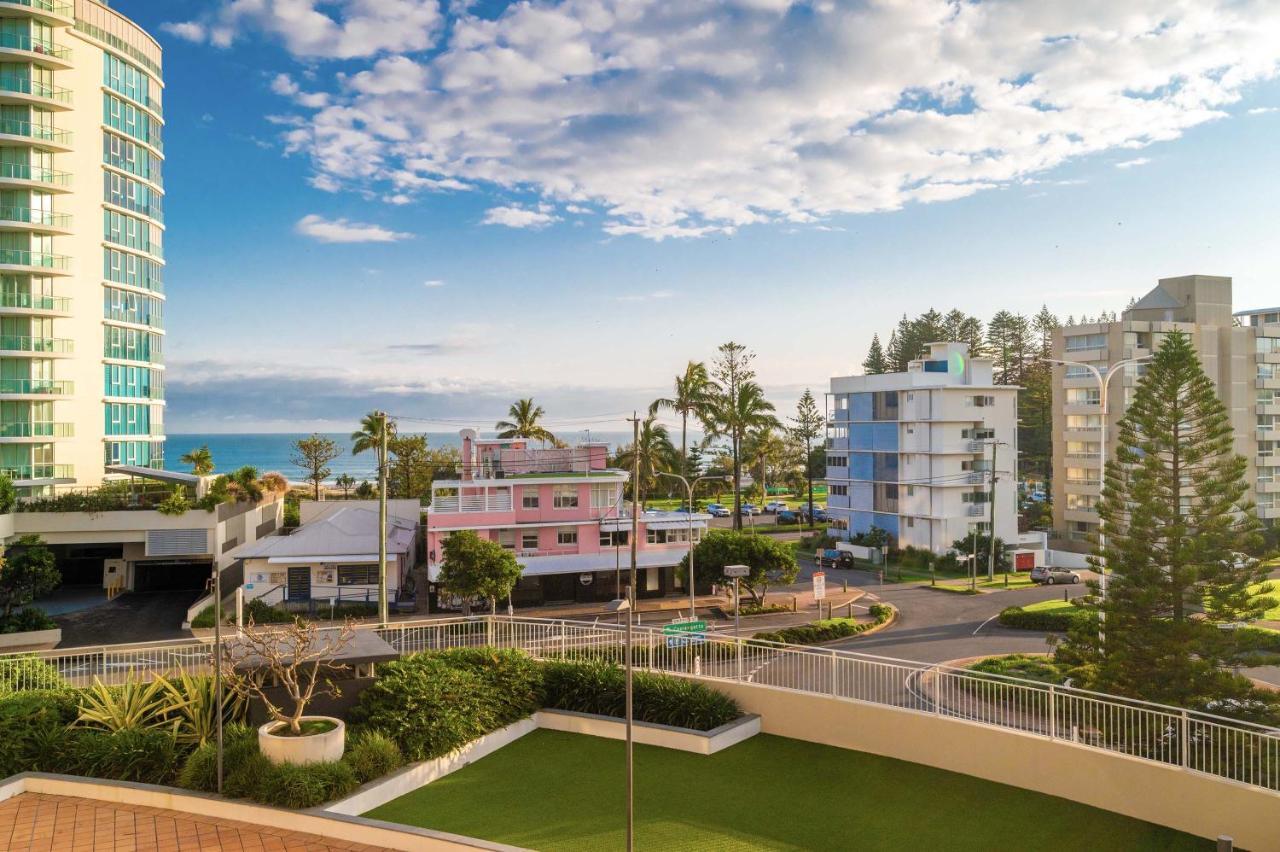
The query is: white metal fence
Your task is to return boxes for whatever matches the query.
[1,615,1277,793]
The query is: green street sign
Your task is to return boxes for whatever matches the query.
[663,620,707,634]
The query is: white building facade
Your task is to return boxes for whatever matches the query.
[826,342,1019,553]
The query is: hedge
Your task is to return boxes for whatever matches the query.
[541,660,740,731]
[752,604,893,645]
[997,605,1092,632]
[191,598,293,628]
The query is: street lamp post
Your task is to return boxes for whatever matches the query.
[605,596,633,850]
[1044,355,1150,645]
[657,472,727,620]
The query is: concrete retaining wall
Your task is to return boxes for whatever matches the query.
[536,709,760,755]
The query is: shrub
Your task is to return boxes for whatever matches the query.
[737,603,791,616]
[178,723,257,792]
[69,727,180,785]
[541,660,741,731]
[345,729,404,783]
[258,760,359,809]
[0,691,77,776]
[75,678,172,733]
[351,649,542,762]
[0,655,66,693]
[157,669,247,748]
[997,605,1091,632]
[753,606,893,646]
[0,607,57,634]
[224,751,276,800]
[191,597,293,628]
[967,654,1066,686]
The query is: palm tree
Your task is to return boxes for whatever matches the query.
[495,398,558,445]
[706,376,778,529]
[352,411,395,457]
[649,361,711,479]
[614,416,677,507]
[222,465,264,503]
[180,445,214,476]
[335,473,355,499]
[743,427,787,503]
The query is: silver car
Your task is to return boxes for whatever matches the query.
[1031,565,1081,585]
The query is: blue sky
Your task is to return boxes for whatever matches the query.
[122,1,1280,433]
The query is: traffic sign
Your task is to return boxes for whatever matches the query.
[664,618,707,648]
[724,565,749,578]
[663,619,707,634]
[813,571,826,600]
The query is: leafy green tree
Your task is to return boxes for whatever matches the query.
[1057,332,1269,708]
[180,446,214,476]
[679,530,798,605]
[950,531,1010,572]
[705,342,778,529]
[386,435,458,500]
[354,480,377,499]
[614,415,677,505]
[986,310,1032,385]
[438,530,523,615]
[649,360,712,479]
[495,398,558,445]
[942,309,985,355]
[0,473,14,514]
[212,466,265,504]
[335,473,355,499]
[861,334,889,375]
[790,389,824,525]
[157,485,191,517]
[291,434,342,501]
[0,535,59,621]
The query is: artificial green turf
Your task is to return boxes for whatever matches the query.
[365,730,1209,851]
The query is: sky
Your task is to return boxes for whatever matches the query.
[121,1,1280,434]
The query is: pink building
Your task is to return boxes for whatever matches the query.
[427,429,710,607]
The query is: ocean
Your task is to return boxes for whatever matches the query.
[163,431,640,483]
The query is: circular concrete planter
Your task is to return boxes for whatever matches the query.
[258,717,345,766]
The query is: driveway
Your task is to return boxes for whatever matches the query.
[54,590,200,648]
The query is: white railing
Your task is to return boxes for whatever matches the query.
[429,493,513,514]
[1,615,1277,794]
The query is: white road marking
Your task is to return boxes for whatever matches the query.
[973,614,1000,636]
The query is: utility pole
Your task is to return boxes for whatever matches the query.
[625,411,640,852]
[987,440,998,583]
[377,411,389,626]
[212,563,223,794]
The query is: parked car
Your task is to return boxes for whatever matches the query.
[1031,565,1081,585]
[764,501,788,513]
[740,503,762,516]
[776,509,799,524]
[798,506,828,523]
[704,503,732,518]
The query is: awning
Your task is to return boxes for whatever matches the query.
[106,465,200,486]
[266,555,385,564]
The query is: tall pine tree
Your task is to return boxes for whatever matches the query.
[862,334,889,374]
[1057,332,1270,709]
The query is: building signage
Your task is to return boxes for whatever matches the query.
[813,571,826,600]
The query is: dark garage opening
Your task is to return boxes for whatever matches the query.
[45,543,124,586]
[133,560,211,593]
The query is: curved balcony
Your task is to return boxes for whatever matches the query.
[0,248,71,275]
[0,463,74,482]
[0,31,71,69]
[0,205,71,234]
[0,162,72,192]
[0,335,73,356]
[0,74,72,109]
[0,292,70,315]
[0,378,72,397]
[0,118,71,151]
[0,421,73,440]
[0,0,74,26]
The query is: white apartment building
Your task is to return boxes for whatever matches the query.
[1051,275,1279,548]
[0,0,165,496]
[825,342,1019,553]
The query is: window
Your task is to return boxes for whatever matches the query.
[337,565,376,585]
[497,529,515,550]
[1065,388,1100,405]
[1065,333,1107,351]
[520,532,539,550]
[556,527,578,546]
[590,484,616,510]
[961,428,995,440]
[969,395,996,407]
[553,485,579,509]
[521,491,539,509]
[829,484,848,496]
[600,530,629,547]
[826,455,847,467]
[906,517,914,528]
[906,485,914,496]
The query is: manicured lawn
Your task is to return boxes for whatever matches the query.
[1248,581,1280,620]
[1023,597,1077,614]
[366,730,1208,851]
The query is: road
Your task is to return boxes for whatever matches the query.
[55,590,200,648]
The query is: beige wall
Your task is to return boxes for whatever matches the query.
[701,679,1279,850]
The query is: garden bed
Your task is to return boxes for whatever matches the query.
[752,603,894,645]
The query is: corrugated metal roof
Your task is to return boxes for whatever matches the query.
[239,506,415,560]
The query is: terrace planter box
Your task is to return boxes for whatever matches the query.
[0,627,60,651]
[259,716,345,766]
[535,709,760,755]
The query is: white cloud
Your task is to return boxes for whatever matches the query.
[1114,158,1152,169]
[163,0,443,59]
[423,279,446,288]
[481,205,559,229]
[251,1,1280,238]
[1248,106,1277,114]
[294,214,412,244]
[271,73,330,108]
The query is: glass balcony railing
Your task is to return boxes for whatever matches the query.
[0,0,73,17]
[0,74,72,103]
[0,161,71,186]
[0,31,70,60]
[0,249,70,270]
[0,379,72,395]
[0,117,70,145]
[0,205,70,229]
[0,463,73,480]
[0,335,73,353]
[0,421,72,437]
[0,292,70,311]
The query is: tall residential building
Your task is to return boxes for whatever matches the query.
[825,342,1019,553]
[0,0,164,496]
[426,430,710,608]
[1051,275,1278,549]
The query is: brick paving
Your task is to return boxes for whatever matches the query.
[0,793,394,852]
